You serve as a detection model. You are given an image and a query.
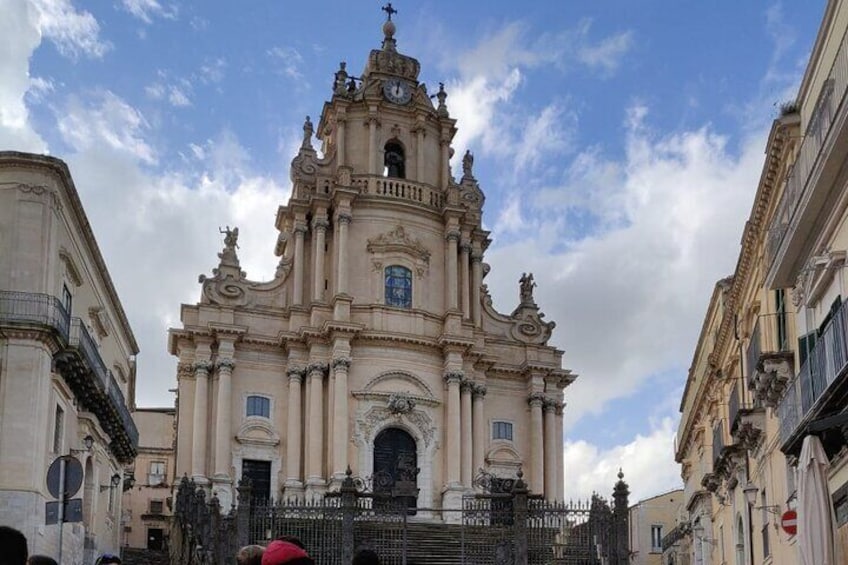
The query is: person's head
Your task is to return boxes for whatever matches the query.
[236,545,265,565]
[261,540,314,565]
[0,526,28,565]
[94,554,121,565]
[27,556,58,565]
[352,548,380,565]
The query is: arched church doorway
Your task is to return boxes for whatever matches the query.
[373,427,418,511]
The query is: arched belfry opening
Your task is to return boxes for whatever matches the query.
[373,427,419,510]
[383,140,406,178]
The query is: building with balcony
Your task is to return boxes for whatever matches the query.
[628,488,683,565]
[674,100,803,564]
[0,152,139,562]
[168,12,574,515]
[121,408,175,553]
[764,0,848,558]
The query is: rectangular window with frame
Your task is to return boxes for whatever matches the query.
[651,524,663,552]
[62,284,72,315]
[246,395,270,418]
[149,499,164,515]
[492,421,513,441]
[148,461,166,486]
[53,405,64,453]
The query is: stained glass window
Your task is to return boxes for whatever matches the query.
[385,265,412,308]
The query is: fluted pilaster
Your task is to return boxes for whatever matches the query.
[285,366,304,488]
[444,371,464,485]
[213,357,235,478]
[331,357,351,479]
[306,362,328,484]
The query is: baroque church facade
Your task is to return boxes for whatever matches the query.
[169,12,574,512]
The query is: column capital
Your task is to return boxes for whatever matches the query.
[332,357,352,371]
[528,392,546,407]
[311,217,330,231]
[216,357,235,373]
[459,242,473,254]
[470,252,484,264]
[294,224,308,236]
[193,360,213,376]
[472,383,488,399]
[543,398,559,414]
[287,365,305,382]
[177,362,194,380]
[460,379,475,393]
[307,362,329,377]
[336,213,352,226]
[445,230,461,243]
[444,371,464,385]
[555,401,565,416]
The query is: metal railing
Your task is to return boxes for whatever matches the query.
[746,313,791,386]
[69,319,110,393]
[778,298,848,445]
[768,23,848,270]
[0,290,70,343]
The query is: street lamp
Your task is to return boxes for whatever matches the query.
[70,434,94,455]
[743,483,782,515]
[100,473,121,492]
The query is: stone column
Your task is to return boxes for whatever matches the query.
[528,393,545,495]
[445,231,460,311]
[444,371,463,486]
[460,242,471,319]
[331,357,351,481]
[543,399,558,500]
[293,224,307,305]
[368,112,379,176]
[415,123,426,181]
[191,361,213,481]
[471,252,483,327]
[213,357,235,478]
[440,131,451,188]
[336,213,351,294]
[555,402,565,502]
[311,216,329,302]
[472,384,487,479]
[460,379,473,486]
[337,113,346,167]
[306,363,328,488]
[285,366,304,495]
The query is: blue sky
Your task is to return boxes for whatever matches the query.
[1,0,824,502]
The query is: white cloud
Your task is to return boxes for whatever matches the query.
[564,417,681,502]
[121,0,177,24]
[268,46,305,80]
[29,0,111,59]
[576,30,633,74]
[168,84,191,107]
[57,90,157,164]
[199,58,226,84]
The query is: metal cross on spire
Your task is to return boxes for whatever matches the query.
[382,2,397,21]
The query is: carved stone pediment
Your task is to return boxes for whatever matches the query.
[367,226,430,263]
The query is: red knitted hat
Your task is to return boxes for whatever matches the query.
[261,540,310,565]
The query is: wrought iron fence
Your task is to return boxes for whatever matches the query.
[171,469,629,565]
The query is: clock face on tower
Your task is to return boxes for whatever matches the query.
[383,78,412,105]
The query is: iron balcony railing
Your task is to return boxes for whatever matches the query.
[0,290,70,343]
[1,290,138,453]
[778,298,848,446]
[746,313,791,387]
[768,24,848,270]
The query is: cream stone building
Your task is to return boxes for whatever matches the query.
[169,12,573,513]
[628,489,683,565]
[0,152,138,562]
[122,408,175,551]
[676,1,848,563]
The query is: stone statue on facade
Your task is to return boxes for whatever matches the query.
[302,116,314,149]
[462,150,474,179]
[519,272,536,305]
[218,226,240,267]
